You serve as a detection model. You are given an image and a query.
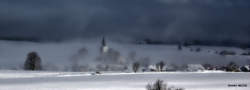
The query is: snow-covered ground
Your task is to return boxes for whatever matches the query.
[0,40,249,90]
[0,70,249,90]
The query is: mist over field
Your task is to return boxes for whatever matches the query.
[0,39,249,71]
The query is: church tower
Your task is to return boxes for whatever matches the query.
[100,37,109,53]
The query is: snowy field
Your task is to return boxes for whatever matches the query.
[0,40,250,90]
[0,70,249,90]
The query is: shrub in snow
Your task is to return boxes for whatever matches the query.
[240,65,250,72]
[132,62,140,73]
[24,52,42,70]
[146,80,167,90]
[146,80,184,90]
[226,61,239,72]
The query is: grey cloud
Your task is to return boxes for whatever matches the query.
[1,0,250,43]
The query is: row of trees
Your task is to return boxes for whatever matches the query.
[23,51,250,73]
[132,61,166,73]
[132,60,250,73]
[178,42,250,56]
[23,51,167,72]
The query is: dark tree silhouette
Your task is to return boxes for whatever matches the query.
[24,52,42,70]
[133,62,140,73]
[156,61,165,72]
[146,80,167,90]
[146,80,185,90]
[203,63,213,70]
[226,61,239,72]
[240,65,250,72]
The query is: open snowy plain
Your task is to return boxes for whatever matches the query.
[0,40,249,90]
[0,70,249,90]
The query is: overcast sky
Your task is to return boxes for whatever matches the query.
[1,0,250,42]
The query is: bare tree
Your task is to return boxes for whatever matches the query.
[146,80,185,90]
[156,61,165,72]
[146,80,167,90]
[133,62,140,73]
[24,51,42,70]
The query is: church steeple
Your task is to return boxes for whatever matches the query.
[102,37,106,46]
[100,37,109,53]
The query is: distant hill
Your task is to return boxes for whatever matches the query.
[0,37,40,42]
[135,38,250,49]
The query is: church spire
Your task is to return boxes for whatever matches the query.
[102,37,106,46]
[100,36,109,53]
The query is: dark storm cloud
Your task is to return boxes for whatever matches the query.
[1,0,250,42]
